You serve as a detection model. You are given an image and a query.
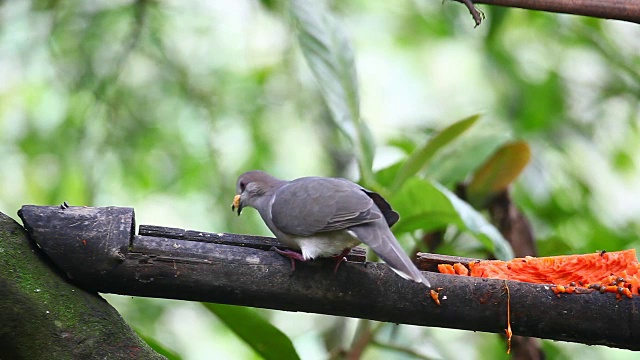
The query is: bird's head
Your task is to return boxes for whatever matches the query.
[232,170,284,216]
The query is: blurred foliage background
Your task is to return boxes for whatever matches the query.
[2,0,640,359]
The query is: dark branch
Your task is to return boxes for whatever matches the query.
[453,0,640,25]
[486,190,542,360]
[0,210,164,359]
[17,205,640,351]
[459,0,485,27]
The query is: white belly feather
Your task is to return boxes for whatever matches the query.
[291,230,361,260]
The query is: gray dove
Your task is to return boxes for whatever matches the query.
[232,170,430,287]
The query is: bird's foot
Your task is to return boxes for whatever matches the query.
[271,247,306,272]
[331,248,351,274]
[271,247,351,274]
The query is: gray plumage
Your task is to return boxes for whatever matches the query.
[233,170,430,287]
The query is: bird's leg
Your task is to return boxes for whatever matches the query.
[271,247,306,272]
[332,248,351,274]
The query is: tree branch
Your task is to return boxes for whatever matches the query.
[454,0,640,25]
[17,205,640,351]
[487,190,542,360]
[0,210,164,360]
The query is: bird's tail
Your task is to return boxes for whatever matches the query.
[351,223,431,287]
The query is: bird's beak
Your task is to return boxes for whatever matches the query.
[231,194,243,216]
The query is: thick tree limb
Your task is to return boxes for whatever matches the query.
[454,0,640,25]
[0,210,164,360]
[17,205,640,351]
[487,190,542,360]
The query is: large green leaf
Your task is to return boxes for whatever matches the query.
[390,177,514,260]
[291,0,375,185]
[425,128,511,186]
[204,303,300,360]
[375,161,404,189]
[389,178,455,234]
[390,114,481,191]
[433,182,514,260]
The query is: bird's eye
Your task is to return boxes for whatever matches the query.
[239,181,246,192]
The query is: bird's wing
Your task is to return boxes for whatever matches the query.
[270,177,381,236]
[361,188,399,227]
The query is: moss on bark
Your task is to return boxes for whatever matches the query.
[0,211,165,360]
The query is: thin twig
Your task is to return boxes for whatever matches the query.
[504,280,512,354]
[454,0,640,25]
[459,0,485,27]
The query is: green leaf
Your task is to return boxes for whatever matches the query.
[136,330,182,360]
[433,182,514,260]
[390,178,514,260]
[389,178,454,234]
[391,114,481,191]
[375,161,403,189]
[291,0,375,185]
[204,303,300,360]
[467,141,531,205]
[387,136,419,155]
[425,129,511,186]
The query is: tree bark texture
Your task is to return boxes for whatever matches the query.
[16,205,640,351]
[0,210,165,360]
[460,0,640,24]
